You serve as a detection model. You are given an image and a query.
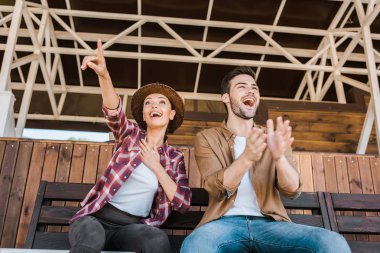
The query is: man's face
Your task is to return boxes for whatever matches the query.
[222,74,260,119]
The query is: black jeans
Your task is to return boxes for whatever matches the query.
[69,204,171,253]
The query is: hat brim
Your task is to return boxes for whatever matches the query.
[131,83,184,133]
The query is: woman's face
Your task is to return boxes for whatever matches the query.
[142,93,176,130]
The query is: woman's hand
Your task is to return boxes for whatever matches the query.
[140,139,162,174]
[81,39,109,79]
[81,39,118,110]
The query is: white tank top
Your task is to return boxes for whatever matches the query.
[109,162,158,217]
[224,136,263,217]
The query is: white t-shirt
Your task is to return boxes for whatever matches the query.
[224,136,264,217]
[109,162,158,217]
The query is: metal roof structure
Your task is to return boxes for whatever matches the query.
[0,0,379,154]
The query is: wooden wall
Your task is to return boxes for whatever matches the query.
[168,109,378,154]
[0,138,379,248]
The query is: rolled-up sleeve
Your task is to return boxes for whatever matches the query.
[102,97,136,143]
[194,132,238,200]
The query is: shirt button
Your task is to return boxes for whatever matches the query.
[133,164,136,166]
[124,176,127,179]
[113,188,117,191]
[104,201,107,203]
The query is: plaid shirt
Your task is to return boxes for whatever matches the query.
[70,101,191,226]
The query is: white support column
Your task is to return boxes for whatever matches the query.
[0,0,23,137]
[357,97,374,154]
[15,60,39,137]
[358,25,380,154]
[193,0,213,94]
[0,0,23,91]
[0,91,16,137]
[328,33,346,103]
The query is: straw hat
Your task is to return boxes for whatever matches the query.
[131,83,184,133]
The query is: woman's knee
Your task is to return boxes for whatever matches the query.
[143,227,171,253]
[69,216,105,252]
[111,225,170,253]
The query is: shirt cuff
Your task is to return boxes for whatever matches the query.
[102,97,122,118]
[215,169,238,199]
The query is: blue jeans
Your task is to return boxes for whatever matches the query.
[181,216,351,253]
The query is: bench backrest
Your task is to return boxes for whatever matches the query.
[25,181,330,250]
[325,192,380,253]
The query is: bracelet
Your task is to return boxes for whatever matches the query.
[105,103,119,110]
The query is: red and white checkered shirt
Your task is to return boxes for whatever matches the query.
[70,101,191,227]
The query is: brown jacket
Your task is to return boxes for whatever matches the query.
[194,122,302,228]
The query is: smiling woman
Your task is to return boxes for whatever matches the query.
[66,39,191,253]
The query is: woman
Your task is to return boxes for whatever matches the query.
[68,39,191,253]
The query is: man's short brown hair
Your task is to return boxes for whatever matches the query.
[220,66,256,95]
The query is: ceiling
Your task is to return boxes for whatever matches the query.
[0,0,380,134]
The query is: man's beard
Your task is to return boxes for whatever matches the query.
[229,95,257,120]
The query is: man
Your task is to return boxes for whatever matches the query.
[181,66,350,253]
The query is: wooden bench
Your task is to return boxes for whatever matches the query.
[25,181,329,252]
[325,192,380,253]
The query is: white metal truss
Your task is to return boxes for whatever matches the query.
[0,0,379,154]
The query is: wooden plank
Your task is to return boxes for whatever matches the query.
[312,154,326,192]
[346,156,362,194]
[0,140,6,173]
[41,144,61,232]
[62,144,86,233]
[41,143,60,182]
[335,156,351,194]
[1,142,33,248]
[68,144,86,183]
[45,182,92,200]
[299,153,313,215]
[370,157,380,194]
[292,122,368,134]
[82,145,100,184]
[359,156,380,242]
[334,155,355,241]
[370,157,380,241]
[49,144,73,232]
[55,144,73,183]
[330,194,380,210]
[16,142,46,247]
[293,132,377,144]
[271,110,366,124]
[96,144,113,181]
[0,141,20,239]
[323,155,338,193]
[347,156,368,241]
[294,140,356,153]
[299,153,314,192]
[358,156,376,194]
[336,216,380,233]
